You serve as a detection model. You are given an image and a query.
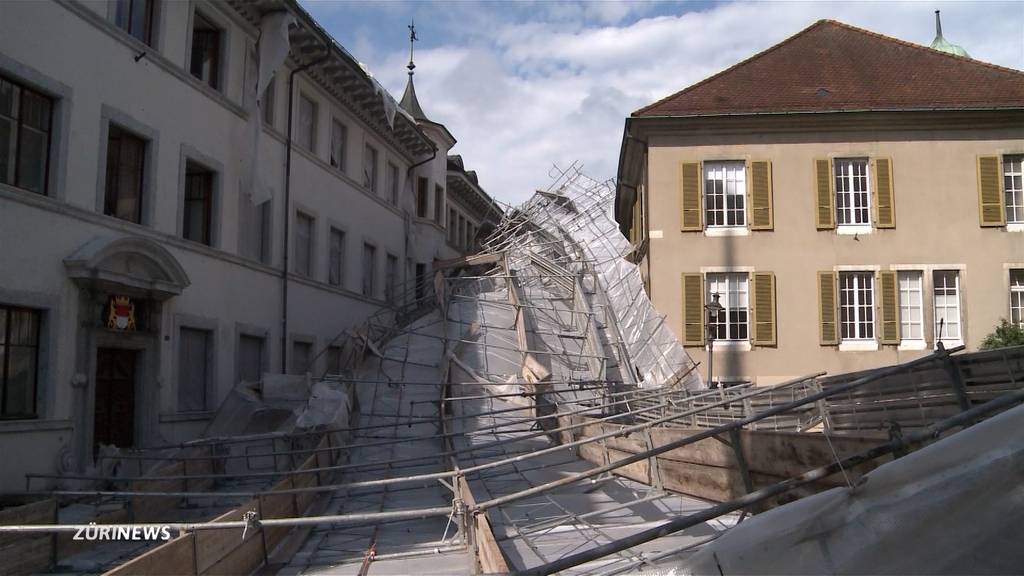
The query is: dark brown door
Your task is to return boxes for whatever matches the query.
[94,348,136,455]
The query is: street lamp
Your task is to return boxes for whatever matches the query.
[705,293,724,388]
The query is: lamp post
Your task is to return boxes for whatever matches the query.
[705,293,724,388]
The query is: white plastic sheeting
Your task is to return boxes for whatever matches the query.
[676,403,1024,575]
[522,174,702,389]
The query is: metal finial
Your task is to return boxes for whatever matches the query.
[407,21,417,76]
[934,10,942,38]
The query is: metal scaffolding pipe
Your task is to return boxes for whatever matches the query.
[519,383,1024,576]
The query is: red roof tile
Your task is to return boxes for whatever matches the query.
[634,20,1024,117]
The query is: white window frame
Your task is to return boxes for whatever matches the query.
[705,272,749,342]
[834,158,871,232]
[1009,269,1023,328]
[933,270,962,346]
[839,271,875,342]
[703,161,746,229]
[1004,154,1024,226]
[898,270,925,349]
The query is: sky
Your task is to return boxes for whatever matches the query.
[299,0,1024,206]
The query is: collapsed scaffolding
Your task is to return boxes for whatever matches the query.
[2,166,1024,575]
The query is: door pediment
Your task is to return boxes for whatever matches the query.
[65,236,191,300]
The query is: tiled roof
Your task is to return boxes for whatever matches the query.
[634,20,1024,117]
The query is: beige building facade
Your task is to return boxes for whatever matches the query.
[616,20,1024,385]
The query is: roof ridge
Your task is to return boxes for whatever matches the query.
[823,18,1024,78]
[633,18,1024,117]
[632,19,831,116]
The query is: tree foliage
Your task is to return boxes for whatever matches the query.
[980,319,1024,350]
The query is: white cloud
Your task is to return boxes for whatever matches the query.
[340,1,1024,206]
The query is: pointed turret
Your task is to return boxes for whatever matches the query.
[400,21,429,121]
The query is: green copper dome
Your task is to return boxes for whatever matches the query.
[930,11,970,58]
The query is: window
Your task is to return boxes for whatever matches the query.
[104,125,146,223]
[458,215,466,249]
[704,161,745,227]
[839,272,874,340]
[0,75,52,195]
[362,243,377,297]
[325,346,341,375]
[387,162,399,205]
[386,254,398,303]
[113,0,154,45]
[330,119,346,171]
[1011,270,1024,328]
[898,271,924,342]
[183,161,214,245]
[705,273,748,341]
[262,77,275,127]
[1005,154,1024,224]
[416,177,428,217]
[933,271,961,342]
[294,212,314,277]
[0,305,40,418]
[297,94,316,153]
[415,263,426,301]
[237,334,263,384]
[189,11,221,89]
[434,184,444,223]
[290,340,311,375]
[328,227,344,286]
[448,208,457,244]
[178,327,211,411]
[834,158,870,226]
[363,144,378,191]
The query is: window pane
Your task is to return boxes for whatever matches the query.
[329,229,343,286]
[1004,155,1024,224]
[298,95,316,152]
[178,328,210,411]
[362,244,376,297]
[238,335,263,384]
[704,161,745,228]
[183,165,213,244]
[16,126,47,194]
[291,341,311,375]
[5,346,36,416]
[295,213,313,276]
[0,116,14,186]
[190,13,220,89]
[330,120,346,170]
[105,127,146,223]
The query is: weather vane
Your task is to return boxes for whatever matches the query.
[407,20,417,76]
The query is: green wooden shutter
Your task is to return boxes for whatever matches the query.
[681,273,704,346]
[680,162,702,231]
[874,157,895,228]
[749,160,774,230]
[977,155,1005,227]
[751,272,776,346]
[814,159,835,229]
[878,270,899,345]
[818,271,838,345]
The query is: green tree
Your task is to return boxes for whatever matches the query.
[980,319,1024,350]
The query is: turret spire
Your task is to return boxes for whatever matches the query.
[400,21,428,121]
[407,21,417,77]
